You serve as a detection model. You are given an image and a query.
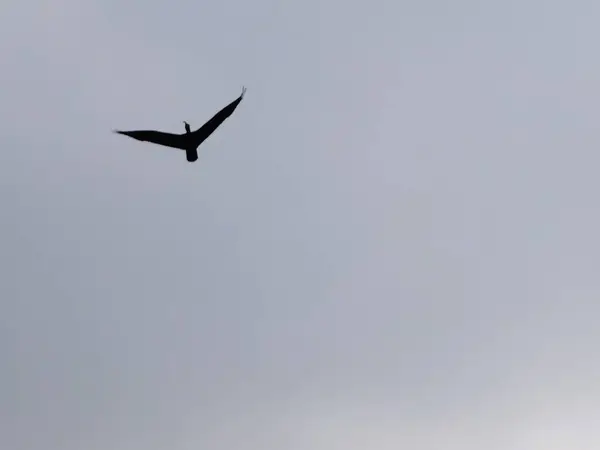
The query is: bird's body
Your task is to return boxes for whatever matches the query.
[114,87,246,162]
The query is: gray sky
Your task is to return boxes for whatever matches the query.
[2,0,600,449]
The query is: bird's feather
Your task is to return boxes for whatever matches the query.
[114,130,187,150]
[191,88,246,146]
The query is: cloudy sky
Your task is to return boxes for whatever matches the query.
[2,0,600,449]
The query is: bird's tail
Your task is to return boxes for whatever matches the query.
[186,148,198,162]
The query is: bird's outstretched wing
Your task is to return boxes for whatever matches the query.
[191,86,246,147]
[114,130,187,150]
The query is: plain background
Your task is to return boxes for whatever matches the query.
[2,0,600,449]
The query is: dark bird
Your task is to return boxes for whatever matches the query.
[114,87,246,162]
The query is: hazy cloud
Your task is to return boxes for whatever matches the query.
[2,0,600,449]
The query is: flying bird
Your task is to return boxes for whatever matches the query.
[114,87,246,162]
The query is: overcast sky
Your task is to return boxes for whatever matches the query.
[2,0,600,449]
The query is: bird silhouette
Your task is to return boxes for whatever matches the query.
[114,87,246,162]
